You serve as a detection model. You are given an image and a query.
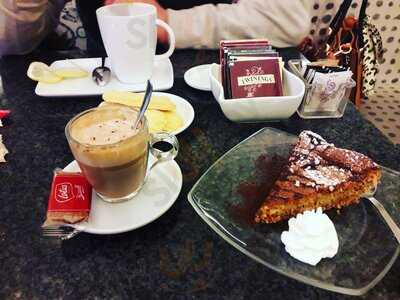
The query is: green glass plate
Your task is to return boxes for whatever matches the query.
[188,127,400,296]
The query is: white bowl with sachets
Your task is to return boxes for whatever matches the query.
[209,63,305,122]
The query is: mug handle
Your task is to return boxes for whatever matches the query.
[154,19,176,61]
[149,132,179,171]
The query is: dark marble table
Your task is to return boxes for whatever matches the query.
[0,49,399,300]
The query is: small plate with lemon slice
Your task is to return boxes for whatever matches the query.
[28,58,174,97]
[100,91,194,135]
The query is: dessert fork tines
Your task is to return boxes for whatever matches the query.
[42,225,81,240]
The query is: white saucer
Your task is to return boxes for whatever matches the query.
[35,57,174,97]
[64,159,182,235]
[184,64,212,91]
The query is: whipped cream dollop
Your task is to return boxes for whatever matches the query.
[281,208,339,266]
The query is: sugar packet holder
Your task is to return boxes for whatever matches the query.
[209,63,305,122]
[288,59,355,119]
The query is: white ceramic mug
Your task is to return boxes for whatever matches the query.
[96,3,175,84]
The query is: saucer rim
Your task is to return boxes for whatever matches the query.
[64,159,182,235]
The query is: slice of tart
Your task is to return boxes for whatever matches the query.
[255,131,381,224]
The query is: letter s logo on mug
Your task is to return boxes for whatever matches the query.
[126,19,147,49]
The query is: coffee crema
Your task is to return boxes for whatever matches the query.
[72,118,138,146]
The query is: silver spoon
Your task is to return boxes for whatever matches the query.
[92,57,111,86]
[364,186,400,244]
[134,80,153,129]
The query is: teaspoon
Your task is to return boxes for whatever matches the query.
[134,80,153,129]
[92,57,111,86]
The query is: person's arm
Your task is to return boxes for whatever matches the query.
[0,0,66,56]
[167,0,313,49]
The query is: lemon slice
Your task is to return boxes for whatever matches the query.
[27,62,62,84]
[53,68,88,79]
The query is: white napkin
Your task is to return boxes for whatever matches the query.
[0,134,8,162]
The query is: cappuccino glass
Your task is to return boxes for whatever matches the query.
[96,3,175,83]
[65,104,179,203]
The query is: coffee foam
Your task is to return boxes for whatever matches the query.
[69,107,149,167]
[72,118,137,146]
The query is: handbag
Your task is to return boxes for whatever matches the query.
[298,0,383,106]
[298,0,353,62]
[353,0,383,104]
[360,15,384,97]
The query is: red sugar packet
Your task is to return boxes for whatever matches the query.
[43,169,92,227]
[0,110,10,127]
[0,110,10,118]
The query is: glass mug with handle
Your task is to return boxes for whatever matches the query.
[96,3,175,84]
[65,104,179,203]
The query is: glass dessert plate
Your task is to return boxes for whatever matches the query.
[188,128,400,296]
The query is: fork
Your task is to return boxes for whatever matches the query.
[42,225,81,240]
[364,186,400,244]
